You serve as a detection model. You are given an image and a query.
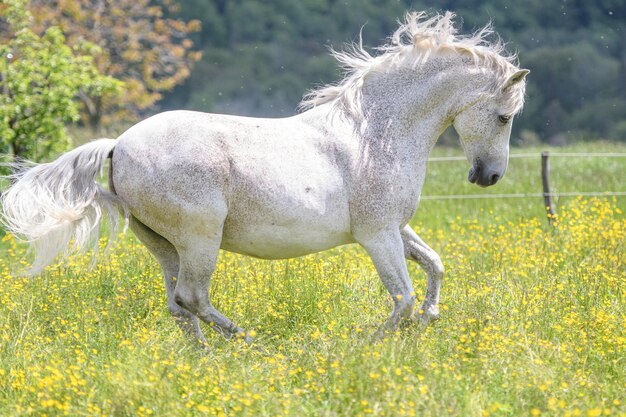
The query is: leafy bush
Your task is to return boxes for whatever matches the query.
[0,0,121,163]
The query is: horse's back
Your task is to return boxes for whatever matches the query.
[112,110,355,257]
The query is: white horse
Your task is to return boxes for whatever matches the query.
[1,12,528,344]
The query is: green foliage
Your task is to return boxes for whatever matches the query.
[27,0,201,131]
[0,0,121,162]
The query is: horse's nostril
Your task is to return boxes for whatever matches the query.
[468,160,482,183]
[490,174,500,185]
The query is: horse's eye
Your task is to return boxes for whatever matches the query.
[498,115,511,124]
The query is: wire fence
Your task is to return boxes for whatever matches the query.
[427,152,626,162]
[421,191,626,201]
[422,152,626,201]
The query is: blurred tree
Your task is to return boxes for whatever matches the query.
[0,0,121,163]
[27,0,201,131]
[172,0,409,116]
[521,41,622,140]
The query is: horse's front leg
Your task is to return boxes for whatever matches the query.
[401,225,444,326]
[357,227,416,337]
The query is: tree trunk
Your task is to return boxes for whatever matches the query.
[78,90,103,133]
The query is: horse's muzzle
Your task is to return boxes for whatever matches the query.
[468,160,501,187]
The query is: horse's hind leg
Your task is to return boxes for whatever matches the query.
[172,227,252,344]
[401,225,444,326]
[129,216,206,344]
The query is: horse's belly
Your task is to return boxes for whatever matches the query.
[221,192,354,259]
[220,145,355,258]
[220,222,354,259]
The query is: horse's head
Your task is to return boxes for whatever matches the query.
[454,69,529,187]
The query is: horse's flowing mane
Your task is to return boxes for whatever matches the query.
[300,11,524,121]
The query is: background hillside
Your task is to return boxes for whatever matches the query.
[158,0,626,144]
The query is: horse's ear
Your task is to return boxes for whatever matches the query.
[502,69,530,91]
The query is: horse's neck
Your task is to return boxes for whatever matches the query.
[360,56,483,165]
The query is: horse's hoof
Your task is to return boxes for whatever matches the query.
[198,339,212,352]
[369,322,398,341]
[412,304,440,327]
[371,327,388,341]
[234,329,255,345]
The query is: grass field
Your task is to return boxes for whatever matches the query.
[0,143,625,416]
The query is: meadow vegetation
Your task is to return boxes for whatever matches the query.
[0,143,625,416]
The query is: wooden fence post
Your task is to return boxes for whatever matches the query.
[541,151,557,224]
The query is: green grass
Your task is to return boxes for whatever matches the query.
[421,142,626,230]
[0,143,625,417]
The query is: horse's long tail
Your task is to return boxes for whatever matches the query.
[1,138,124,274]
